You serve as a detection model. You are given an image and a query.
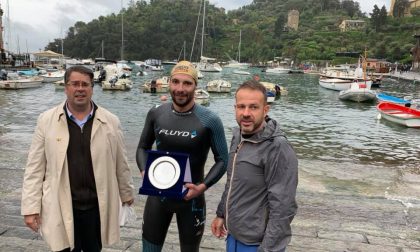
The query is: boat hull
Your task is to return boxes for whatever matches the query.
[339,89,376,102]
[102,79,132,91]
[377,102,420,128]
[376,93,411,105]
[195,89,210,105]
[265,67,290,74]
[0,78,43,89]
[206,80,231,93]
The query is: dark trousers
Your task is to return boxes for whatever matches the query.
[57,206,102,252]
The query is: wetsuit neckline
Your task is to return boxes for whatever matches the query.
[171,103,195,116]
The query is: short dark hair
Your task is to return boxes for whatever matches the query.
[236,80,267,104]
[64,66,94,85]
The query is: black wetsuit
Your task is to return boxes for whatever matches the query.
[136,103,228,252]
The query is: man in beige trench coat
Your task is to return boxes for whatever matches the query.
[21,66,134,252]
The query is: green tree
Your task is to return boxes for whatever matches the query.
[341,0,362,17]
[274,14,285,38]
[370,5,387,32]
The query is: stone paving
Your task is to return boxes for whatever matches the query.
[1,164,420,252]
[388,71,420,83]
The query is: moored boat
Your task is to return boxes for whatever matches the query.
[265,66,291,74]
[206,79,231,93]
[376,102,420,128]
[0,76,43,89]
[195,88,210,105]
[41,70,65,83]
[339,82,377,102]
[319,77,373,91]
[101,64,132,91]
[142,77,169,93]
[376,93,412,105]
[260,81,288,103]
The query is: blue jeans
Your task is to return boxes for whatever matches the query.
[226,234,286,252]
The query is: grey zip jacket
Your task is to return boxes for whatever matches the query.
[216,117,298,251]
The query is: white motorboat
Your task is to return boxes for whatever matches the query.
[206,79,231,93]
[224,61,250,69]
[0,76,43,89]
[41,70,65,83]
[339,82,377,102]
[101,64,132,91]
[319,78,353,91]
[195,88,210,105]
[142,77,170,93]
[54,80,65,90]
[265,67,291,74]
[260,81,288,103]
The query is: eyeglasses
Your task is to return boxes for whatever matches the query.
[66,81,92,88]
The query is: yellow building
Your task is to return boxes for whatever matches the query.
[390,0,420,16]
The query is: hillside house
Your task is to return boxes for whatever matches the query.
[339,20,365,32]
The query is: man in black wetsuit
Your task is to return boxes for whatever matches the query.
[136,60,229,252]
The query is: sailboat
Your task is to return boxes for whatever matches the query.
[224,30,250,69]
[195,0,222,72]
[102,0,132,91]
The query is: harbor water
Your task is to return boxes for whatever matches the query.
[1,68,419,229]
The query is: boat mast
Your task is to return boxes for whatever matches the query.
[190,0,203,61]
[183,40,186,60]
[60,26,64,67]
[101,40,104,58]
[200,0,206,59]
[120,0,124,61]
[238,29,241,63]
[6,0,11,52]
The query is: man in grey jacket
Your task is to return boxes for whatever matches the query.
[211,80,298,252]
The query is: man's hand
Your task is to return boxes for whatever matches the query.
[183,183,207,201]
[211,217,227,238]
[24,214,41,232]
[123,198,134,206]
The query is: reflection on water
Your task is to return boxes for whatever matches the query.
[0,69,419,202]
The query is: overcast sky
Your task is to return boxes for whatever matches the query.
[1,0,390,54]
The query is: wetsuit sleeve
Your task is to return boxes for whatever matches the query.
[136,108,156,172]
[259,138,298,252]
[202,115,229,188]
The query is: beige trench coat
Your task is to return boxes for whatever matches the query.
[21,102,134,251]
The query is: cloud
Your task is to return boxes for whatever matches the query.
[3,0,390,54]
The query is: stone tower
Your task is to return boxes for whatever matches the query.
[287,10,299,31]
